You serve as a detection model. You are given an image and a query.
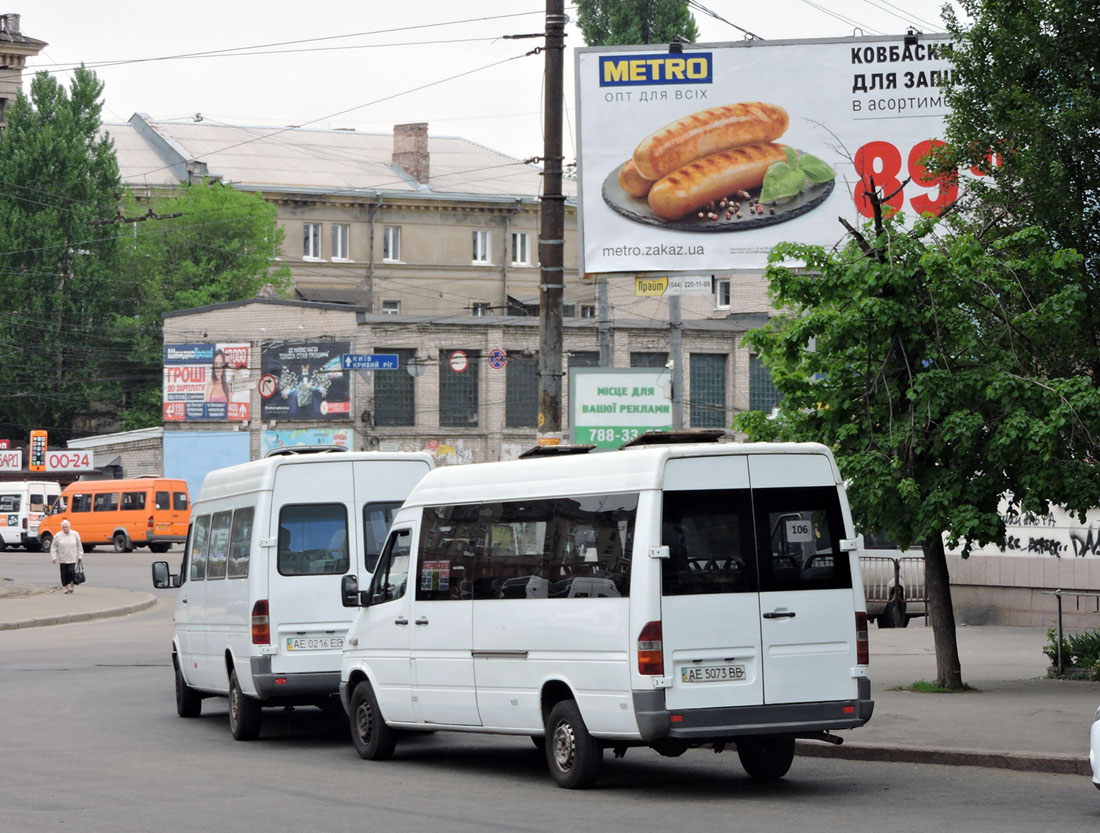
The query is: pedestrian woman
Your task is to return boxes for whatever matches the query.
[50,519,83,594]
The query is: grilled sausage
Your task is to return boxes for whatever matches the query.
[633,102,789,181]
[617,159,655,199]
[647,143,788,221]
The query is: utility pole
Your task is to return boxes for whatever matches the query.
[669,294,684,428]
[537,0,566,445]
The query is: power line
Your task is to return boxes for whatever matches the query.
[686,1,763,40]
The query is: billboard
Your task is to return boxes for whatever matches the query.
[163,343,251,422]
[260,341,352,421]
[260,428,353,456]
[576,34,959,273]
[570,368,672,448]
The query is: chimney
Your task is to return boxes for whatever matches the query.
[392,122,429,185]
[0,14,20,36]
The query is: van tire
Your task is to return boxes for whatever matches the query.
[175,663,202,718]
[737,735,795,780]
[38,533,52,552]
[880,600,905,629]
[350,680,397,760]
[228,669,261,740]
[546,700,602,789]
[113,532,133,553]
[149,543,170,554]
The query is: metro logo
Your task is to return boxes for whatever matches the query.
[599,53,712,86]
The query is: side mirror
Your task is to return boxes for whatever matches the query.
[151,561,173,589]
[341,574,360,608]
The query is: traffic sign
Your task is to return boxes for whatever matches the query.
[258,374,278,398]
[342,353,399,371]
[488,348,507,369]
[449,351,469,373]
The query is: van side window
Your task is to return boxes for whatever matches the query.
[363,501,402,573]
[190,515,211,581]
[418,504,479,600]
[70,493,91,512]
[206,511,233,580]
[0,494,19,512]
[662,489,757,595]
[121,491,146,511]
[368,529,411,604]
[277,504,349,576]
[227,507,254,579]
[174,492,188,511]
[754,486,851,592]
[93,492,120,512]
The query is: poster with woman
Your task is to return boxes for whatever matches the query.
[163,343,251,421]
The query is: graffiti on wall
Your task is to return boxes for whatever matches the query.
[949,501,1100,559]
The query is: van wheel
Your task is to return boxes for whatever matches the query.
[880,600,905,629]
[546,700,602,789]
[81,543,94,553]
[38,533,52,552]
[228,669,261,740]
[149,542,170,554]
[737,735,795,780]
[175,662,202,718]
[350,680,396,760]
[113,532,133,553]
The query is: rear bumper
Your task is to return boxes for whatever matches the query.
[249,656,340,700]
[146,534,187,543]
[633,677,874,742]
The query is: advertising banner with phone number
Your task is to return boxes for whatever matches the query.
[576,34,964,274]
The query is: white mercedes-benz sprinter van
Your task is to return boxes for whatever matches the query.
[152,448,434,740]
[339,435,873,788]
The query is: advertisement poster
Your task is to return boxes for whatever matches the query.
[576,35,958,273]
[163,343,251,422]
[260,428,352,456]
[260,341,352,421]
[569,368,672,449]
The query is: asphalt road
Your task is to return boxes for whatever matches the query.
[1,550,1099,832]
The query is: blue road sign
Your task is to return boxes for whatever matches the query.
[341,353,399,371]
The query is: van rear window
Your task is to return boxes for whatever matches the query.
[277,504,349,576]
[173,492,188,511]
[662,489,758,595]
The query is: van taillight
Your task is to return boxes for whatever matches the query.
[147,515,154,530]
[856,612,869,665]
[251,600,270,645]
[638,620,664,676]
[22,518,27,530]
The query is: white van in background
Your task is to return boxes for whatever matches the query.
[152,448,434,740]
[339,434,873,788]
[0,480,61,551]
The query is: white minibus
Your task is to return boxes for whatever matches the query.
[339,436,873,788]
[0,480,61,551]
[152,448,434,740]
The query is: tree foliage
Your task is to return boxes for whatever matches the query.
[0,68,125,441]
[576,0,699,45]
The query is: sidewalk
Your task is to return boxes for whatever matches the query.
[0,582,1095,777]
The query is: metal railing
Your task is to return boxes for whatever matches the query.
[1041,589,1100,675]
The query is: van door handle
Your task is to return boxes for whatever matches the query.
[393,617,408,626]
[763,610,796,619]
[414,617,429,626]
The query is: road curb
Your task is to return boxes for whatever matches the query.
[796,739,1091,776]
[0,593,158,631]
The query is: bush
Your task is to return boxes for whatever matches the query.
[1044,627,1100,680]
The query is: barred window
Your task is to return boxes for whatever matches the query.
[749,354,782,413]
[690,353,727,428]
[631,351,668,368]
[374,348,416,426]
[439,349,480,427]
[506,355,538,428]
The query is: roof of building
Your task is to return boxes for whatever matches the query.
[103,115,575,201]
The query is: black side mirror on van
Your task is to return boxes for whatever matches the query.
[341,574,361,608]
[151,561,179,589]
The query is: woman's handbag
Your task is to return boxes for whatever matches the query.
[73,560,86,585]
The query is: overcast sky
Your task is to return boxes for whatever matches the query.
[23,1,962,161]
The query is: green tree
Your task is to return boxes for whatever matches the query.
[735,202,1100,688]
[0,68,126,442]
[114,182,291,428]
[576,0,699,45]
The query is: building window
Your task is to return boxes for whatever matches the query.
[716,278,731,308]
[383,225,401,262]
[569,351,600,369]
[749,354,782,413]
[332,224,350,260]
[581,304,596,319]
[303,223,321,259]
[439,349,480,427]
[374,348,416,426]
[562,304,576,318]
[472,302,492,317]
[382,300,400,315]
[472,230,490,263]
[511,231,530,265]
[631,351,668,368]
[506,355,538,428]
[690,353,727,428]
